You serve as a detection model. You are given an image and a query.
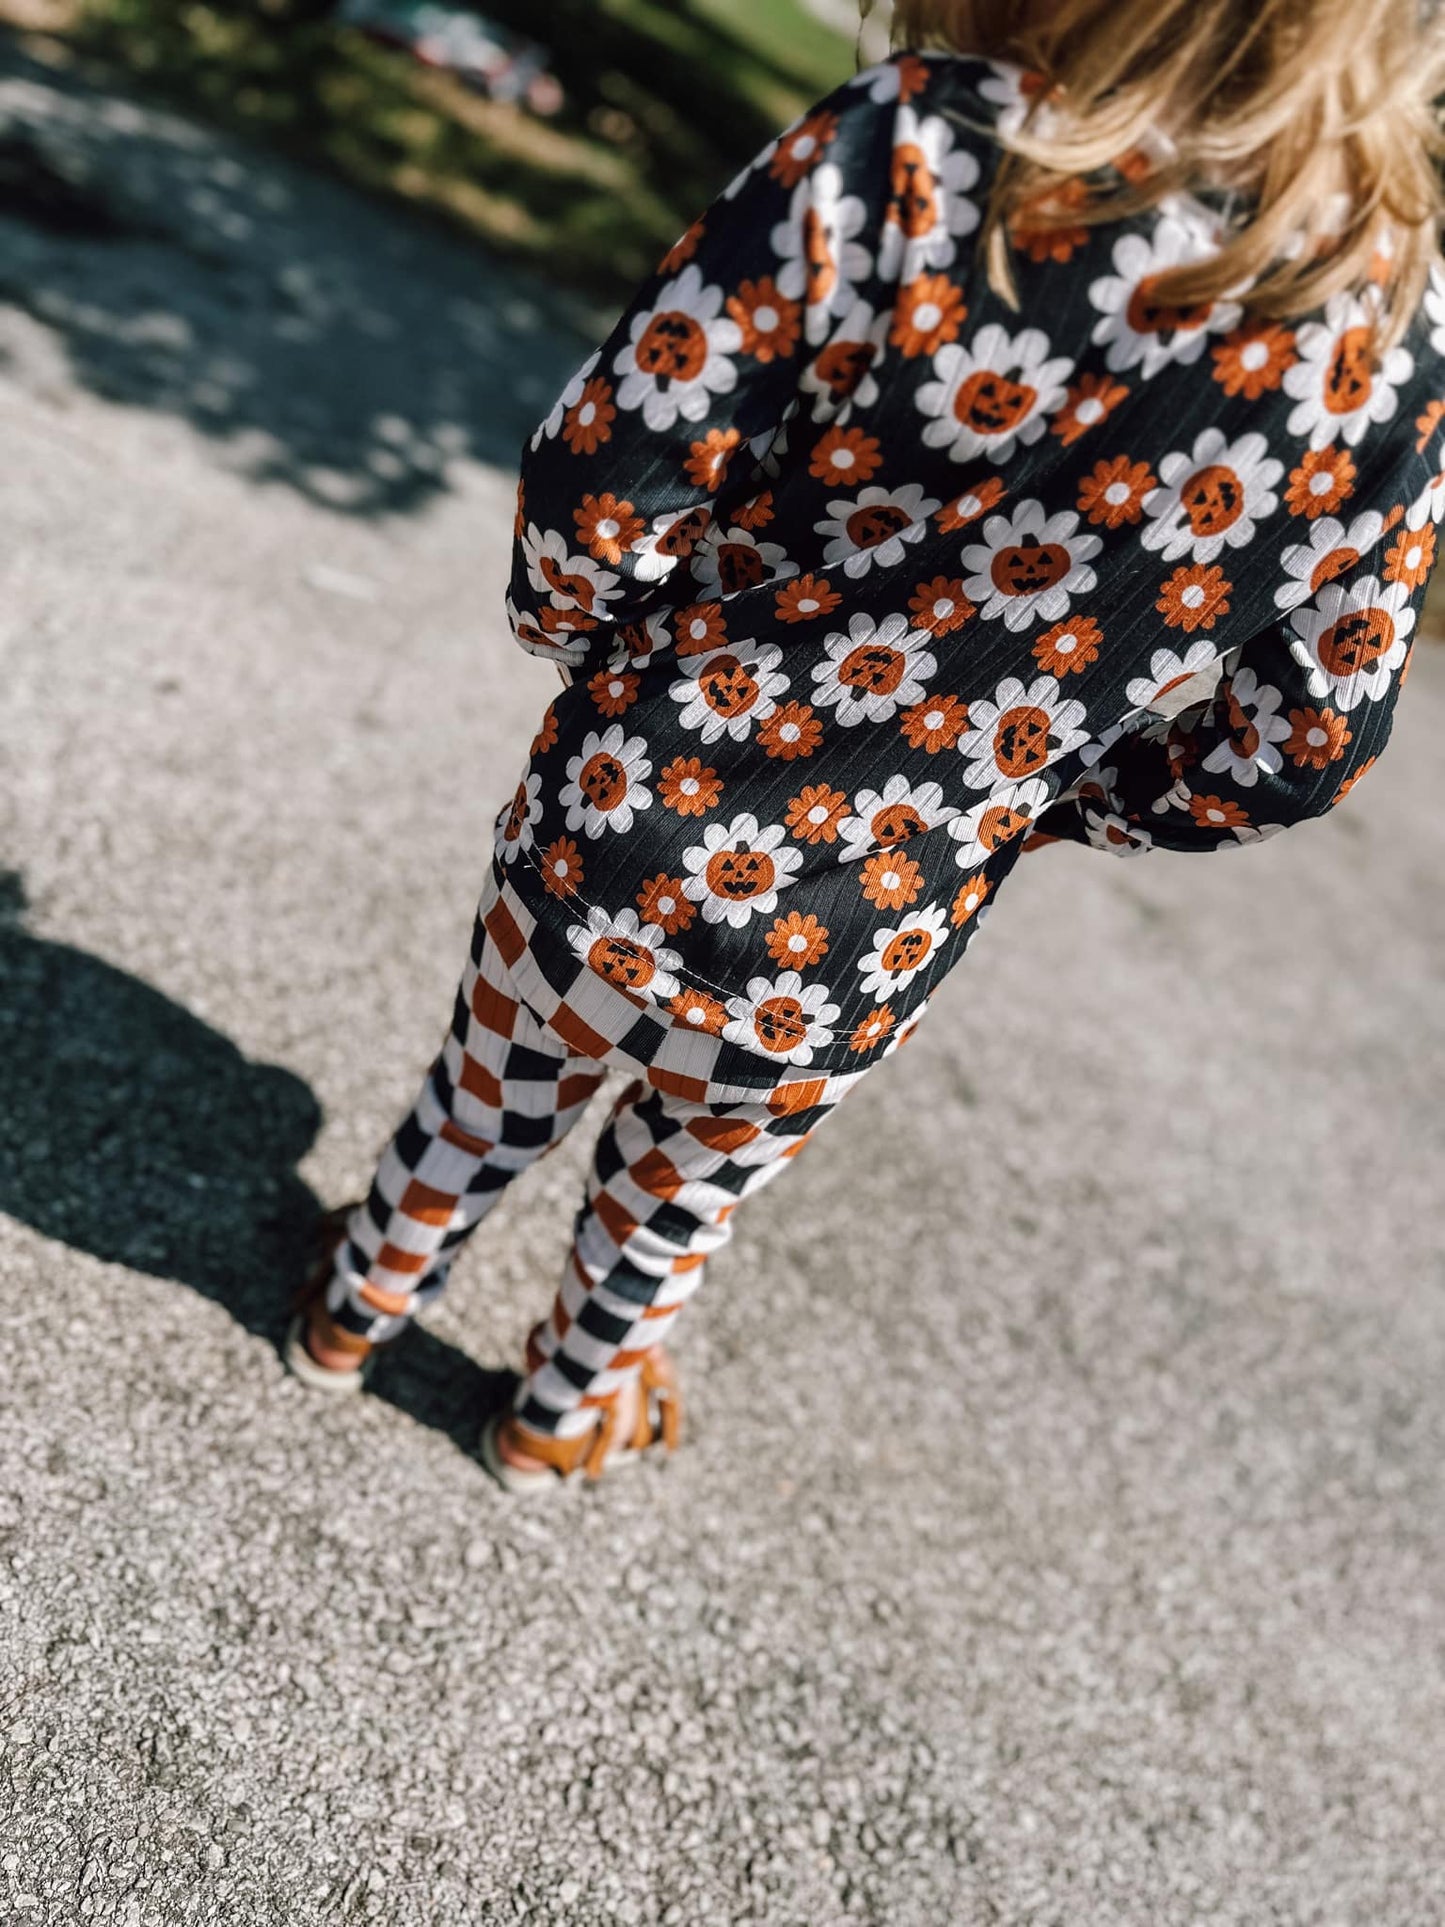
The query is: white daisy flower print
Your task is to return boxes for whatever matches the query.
[811,612,937,725]
[1089,208,1244,377]
[915,323,1074,466]
[560,726,654,838]
[976,60,1061,139]
[531,348,599,449]
[772,164,874,344]
[681,813,803,927]
[837,774,956,860]
[1274,511,1388,612]
[691,524,799,596]
[613,264,743,433]
[815,483,941,578]
[1283,293,1414,449]
[522,524,620,612]
[722,972,840,1066]
[567,906,680,1006]
[946,778,1053,868]
[1140,429,1282,564]
[629,505,712,586]
[1124,641,1222,712]
[961,500,1102,630]
[800,299,891,423]
[1197,666,1292,786]
[958,675,1089,789]
[877,104,982,283]
[857,902,950,1002]
[1426,263,1445,360]
[495,770,543,864]
[1288,575,1415,711]
[669,644,789,744]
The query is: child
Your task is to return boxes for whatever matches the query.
[287,0,1445,1490]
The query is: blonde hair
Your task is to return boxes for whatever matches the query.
[871,0,1445,348]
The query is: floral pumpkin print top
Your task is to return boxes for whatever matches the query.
[495,51,1445,1085]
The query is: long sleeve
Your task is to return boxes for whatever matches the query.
[1032,496,1438,857]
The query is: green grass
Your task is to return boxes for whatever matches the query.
[32,0,859,298]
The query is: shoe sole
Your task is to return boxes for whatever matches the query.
[282,1314,370,1396]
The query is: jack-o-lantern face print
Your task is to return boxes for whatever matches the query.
[978,801,1030,850]
[501,781,529,842]
[1222,685,1261,759]
[845,502,913,551]
[587,936,657,992]
[635,309,709,385]
[1181,464,1245,539]
[699,653,761,720]
[888,143,938,239]
[1323,327,1374,418]
[1125,273,1214,341]
[659,508,710,559]
[578,751,628,812]
[992,703,1053,778]
[1310,545,1359,593]
[1317,605,1396,679]
[838,642,906,697]
[539,554,597,609]
[880,926,934,975]
[813,338,876,399]
[870,800,928,845]
[705,847,776,901]
[953,369,1038,437]
[990,533,1072,598]
[802,207,837,306]
[753,995,810,1053]
[716,541,766,593]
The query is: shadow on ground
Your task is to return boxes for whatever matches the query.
[0,37,594,512]
[0,873,512,1447]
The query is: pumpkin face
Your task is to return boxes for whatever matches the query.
[501,781,529,843]
[704,848,776,900]
[813,339,877,399]
[992,703,1053,778]
[715,541,765,593]
[870,800,928,845]
[587,936,656,991]
[888,142,938,238]
[1125,273,1213,339]
[845,502,912,549]
[990,534,1072,597]
[880,927,934,975]
[1181,463,1245,538]
[838,643,907,697]
[1323,326,1374,417]
[1317,605,1395,678]
[953,369,1038,436]
[1222,686,1261,758]
[753,995,810,1053]
[802,207,837,305]
[699,653,761,719]
[634,309,708,384]
[578,751,628,811]
[658,507,710,558]
[1310,545,1359,593]
[539,554,596,609]
[978,801,1030,850]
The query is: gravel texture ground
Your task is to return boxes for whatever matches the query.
[2,45,1444,1927]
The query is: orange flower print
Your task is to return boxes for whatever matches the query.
[1415,398,1445,452]
[540,835,584,900]
[658,217,704,275]
[1285,445,1355,519]
[673,602,728,657]
[765,911,830,968]
[1284,706,1352,769]
[810,426,884,488]
[775,574,842,624]
[758,701,823,760]
[530,704,559,756]
[636,873,697,936]
[669,986,729,1035]
[658,755,723,816]
[860,850,924,911]
[1077,456,1157,528]
[733,489,775,531]
[574,492,644,565]
[936,475,1007,531]
[1334,756,1377,802]
[908,577,975,636]
[1384,519,1436,590]
[1187,794,1251,830]
[899,692,968,752]
[849,1005,896,1053]
[1010,179,1090,264]
[890,273,967,357]
[1032,615,1103,675]
[684,426,742,491]
[786,783,849,844]
[587,668,640,717]
[1157,564,1232,632]
[562,377,615,456]
[769,108,840,188]
[1211,322,1298,400]
[726,276,802,362]
[1051,372,1128,446]
[951,874,991,927]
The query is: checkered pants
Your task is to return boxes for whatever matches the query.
[326,873,836,1438]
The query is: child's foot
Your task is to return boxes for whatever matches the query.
[478,1334,682,1494]
[282,1204,380,1396]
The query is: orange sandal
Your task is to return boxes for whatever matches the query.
[478,1324,682,1494]
[282,1204,394,1395]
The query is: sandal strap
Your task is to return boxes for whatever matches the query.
[510,1324,685,1478]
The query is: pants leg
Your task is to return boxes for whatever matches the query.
[514,1076,833,1439]
[327,898,606,1339]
